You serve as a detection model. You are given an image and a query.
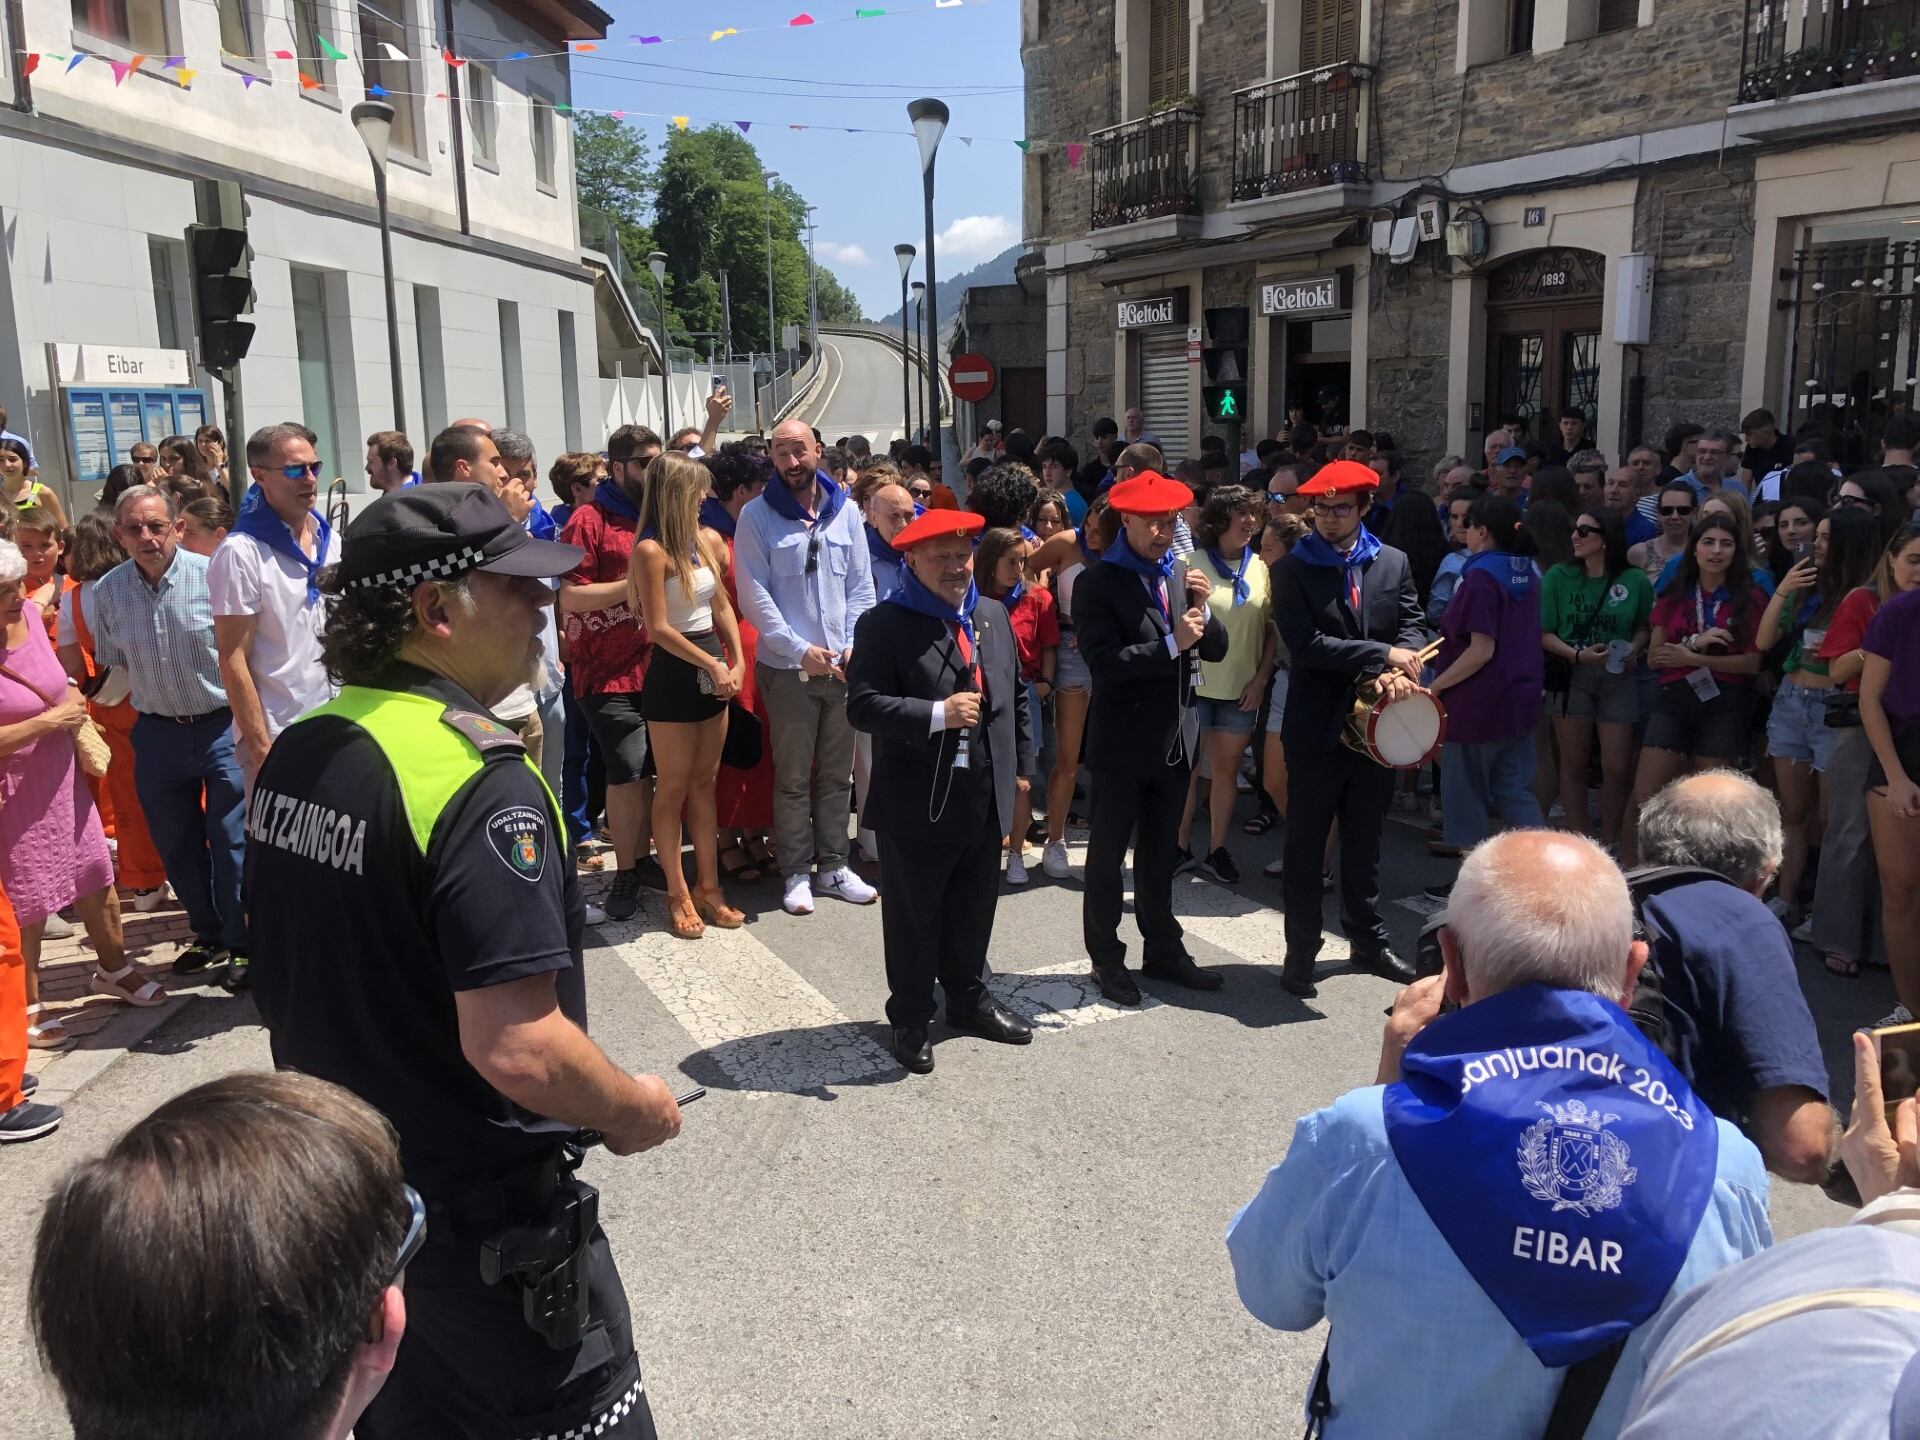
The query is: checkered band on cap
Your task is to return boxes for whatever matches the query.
[348,545,487,591]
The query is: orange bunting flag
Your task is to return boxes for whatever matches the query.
[442,48,464,67]
[20,52,37,76]
[299,70,321,89]
[574,41,596,51]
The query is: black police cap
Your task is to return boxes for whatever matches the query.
[338,483,582,592]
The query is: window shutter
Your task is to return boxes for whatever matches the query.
[1148,0,1189,104]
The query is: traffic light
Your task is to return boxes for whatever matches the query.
[1203,306,1248,427]
[188,219,255,372]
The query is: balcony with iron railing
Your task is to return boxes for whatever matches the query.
[1088,105,1203,246]
[1231,61,1373,223]
[1735,0,1920,130]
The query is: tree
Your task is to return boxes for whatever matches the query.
[573,113,654,228]
[813,268,865,325]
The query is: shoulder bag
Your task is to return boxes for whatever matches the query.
[0,661,112,778]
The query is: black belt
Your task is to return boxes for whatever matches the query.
[422,1148,566,1244]
[139,705,231,725]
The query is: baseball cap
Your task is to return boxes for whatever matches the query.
[338,483,583,592]
[1496,446,1528,464]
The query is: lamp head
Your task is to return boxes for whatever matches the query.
[907,97,949,174]
[894,243,916,281]
[647,251,667,286]
[350,99,396,172]
[911,281,926,305]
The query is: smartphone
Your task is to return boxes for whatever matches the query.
[1874,1022,1920,1123]
[1792,540,1813,564]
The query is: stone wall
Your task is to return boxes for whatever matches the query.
[1366,257,1454,471]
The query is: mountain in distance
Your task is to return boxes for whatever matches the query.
[876,244,1022,329]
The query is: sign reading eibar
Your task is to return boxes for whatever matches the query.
[1259,275,1342,318]
[54,344,193,388]
[1115,294,1185,329]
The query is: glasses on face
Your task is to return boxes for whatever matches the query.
[1659,504,1694,517]
[122,520,173,537]
[279,462,323,481]
[131,451,156,466]
[389,1184,427,1284]
[1572,523,1604,538]
[1311,501,1359,518]
[909,485,932,500]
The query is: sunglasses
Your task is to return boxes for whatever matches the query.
[279,462,324,480]
[1572,523,1604,538]
[804,529,822,575]
[1836,493,1874,509]
[909,485,932,498]
[1659,504,1695,517]
[390,1184,427,1283]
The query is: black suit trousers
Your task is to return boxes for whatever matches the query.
[1083,761,1189,970]
[875,788,1001,1029]
[1280,740,1395,979]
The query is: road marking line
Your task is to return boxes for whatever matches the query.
[991,961,1164,1030]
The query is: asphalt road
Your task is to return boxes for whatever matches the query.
[0,797,1871,1439]
[800,332,922,450]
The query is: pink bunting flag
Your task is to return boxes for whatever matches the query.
[790,12,815,22]
[612,109,625,119]
[108,58,132,84]
[20,52,37,76]
[736,120,751,133]
[1065,142,1084,168]
[273,48,293,59]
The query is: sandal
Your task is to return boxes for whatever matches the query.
[575,846,606,873]
[1824,953,1861,979]
[91,963,169,1007]
[744,838,777,870]
[694,887,745,929]
[1243,810,1277,836]
[719,846,764,884]
[25,1004,72,1051]
[665,892,706,940]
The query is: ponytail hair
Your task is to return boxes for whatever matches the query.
[1465,493,1537,557]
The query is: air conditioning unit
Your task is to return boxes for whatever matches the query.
[1445,216,1489,262]
[1369,219,1394,256]
[1388,217,1419,264]
[1415,196,1446,242]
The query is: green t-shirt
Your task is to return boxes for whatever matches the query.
[1540,564,1654,648]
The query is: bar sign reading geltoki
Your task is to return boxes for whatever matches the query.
[1259,275,1342,318]
[1116,295,1185,328]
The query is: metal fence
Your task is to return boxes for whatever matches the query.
[1739,0,1920,102]
[1089,105,1202,231]
[1782,237,1920,458]
[1232,62,1372,201]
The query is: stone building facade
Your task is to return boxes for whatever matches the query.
[1016,0,1920,475]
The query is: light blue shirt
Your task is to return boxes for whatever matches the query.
[90,548,228,718]
[734,484,875,668]
[1678,471,1749,502]
[1428,549,1468,626]
[1225,1085,1770,1439]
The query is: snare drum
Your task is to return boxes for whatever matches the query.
[1343,686,1446,769]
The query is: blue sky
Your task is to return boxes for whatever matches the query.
[570,1,1026,320]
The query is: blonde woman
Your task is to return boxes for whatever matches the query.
[630,453,747,939]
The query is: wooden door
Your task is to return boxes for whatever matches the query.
[1483,250,1606,450]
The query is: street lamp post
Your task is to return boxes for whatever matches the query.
[762,170,779,365]
[350,99,406,434]
[907,99,949,457]
[911,282,926,442]
[893,243,915,440]
[804,204,819,356]
[647,251,671,439]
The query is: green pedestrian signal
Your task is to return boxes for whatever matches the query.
[1202,306,1250,430]
[1204,383,1246,424]
[1218,389,1239,419]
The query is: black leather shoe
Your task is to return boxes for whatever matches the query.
[1090,963,1141,1006]
[1141,953,1225,991]
[1353,946,1418,983]
[1279,972,1319,999]
[947,997,1033,1045]
[892,1026,934,1074]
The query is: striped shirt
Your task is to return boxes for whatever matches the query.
[90,548,228,718]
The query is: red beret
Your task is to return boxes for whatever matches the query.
[892,507,985,550]
[1294,459,1381,498]
[1107,471,1194,515]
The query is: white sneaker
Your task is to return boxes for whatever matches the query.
[40,913,74,939]
[783,874,816,916]
[583,901,608,926]
[1765,895,1794,922]
[1042,840,1071,879]
[815,866,877,905]
[1006,851,1029,886]
[131,884,170,913]
[1791,915,1814,944]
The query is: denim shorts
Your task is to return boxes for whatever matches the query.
[1644,682,1754,761]
[1055,629,1091,691]
[1196,694,1259,735]
[1766,677,1837,772]
[1559,663,1639,725]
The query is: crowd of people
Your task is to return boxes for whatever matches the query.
[9,385,1920,1436]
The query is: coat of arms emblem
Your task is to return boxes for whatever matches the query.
[1517,1098,1638,1218]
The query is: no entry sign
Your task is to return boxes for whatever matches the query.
[948,352,997,403]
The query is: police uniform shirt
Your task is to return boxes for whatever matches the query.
[247,661,587,1196]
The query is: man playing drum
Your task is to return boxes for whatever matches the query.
[1270,460,1428,997]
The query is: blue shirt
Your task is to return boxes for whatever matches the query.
[89,548,228,718]
[733,484,876,668]
[1678,472,1750,502]
[1428,549,1467,626]
[1226,1084,1770,1439]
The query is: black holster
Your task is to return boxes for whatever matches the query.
[474,1150,600,1350]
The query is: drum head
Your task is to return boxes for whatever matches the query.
[1370,693,1443,768]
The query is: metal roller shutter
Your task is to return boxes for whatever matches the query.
[1137,330,1191,465]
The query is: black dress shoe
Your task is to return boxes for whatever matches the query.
[947,997,1033,1045]
[1141,953,1225,991]
[1353,945,1418,983]
[892,1026,934,1074]
[1090,963,1141,1006]
[1279,973,1319,999]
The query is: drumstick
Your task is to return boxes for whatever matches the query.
[1414,638,1444,666]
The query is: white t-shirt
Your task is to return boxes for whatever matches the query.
[207,526,341,741]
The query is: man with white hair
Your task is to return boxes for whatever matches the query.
[1634,771,1834,1181]
[1227,830,1769,1438]
[1481,428,1513,482]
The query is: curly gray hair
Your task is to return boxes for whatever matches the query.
[0,538,25,586]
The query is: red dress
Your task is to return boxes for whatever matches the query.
[714,535,774,830]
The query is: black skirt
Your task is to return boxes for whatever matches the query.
[642,630,727,723]
[1867,718,1920,790]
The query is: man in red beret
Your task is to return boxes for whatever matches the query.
[847,507,1035,1073]
[1073,471,1230,1004]
[1270,459,1427,996]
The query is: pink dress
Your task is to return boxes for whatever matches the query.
[0,607,113,925]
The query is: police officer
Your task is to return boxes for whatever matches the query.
[1270,459,1426,997]
[248,483,681,1440]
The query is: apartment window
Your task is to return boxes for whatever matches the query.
[1596,0,1638,32]
[215,0,253,55]
[499,300,525,429]
[1147,0,1190,105]
[358,0,420,156]
[292,269,343,483]
[558,310,583,449]
[414,285,448,436]
[148,239,182,351]
[71,0,170,53]
[1507,0,1535,55]
[467,63,499,168]
[531,95,557,192]
[292,0,338,95]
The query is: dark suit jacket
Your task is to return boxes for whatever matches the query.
[1072,559,1229,777]
[847,596,1031,843]
[1271,541,1427,751]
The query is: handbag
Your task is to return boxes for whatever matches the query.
[720,699,763,770]
[0,661,112,777]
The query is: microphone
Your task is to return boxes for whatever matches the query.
[951,679,977,770]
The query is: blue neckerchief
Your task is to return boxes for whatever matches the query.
[1292,526,1381,613]
[232,486,330,606]
[1078,533,1102,569]
[885,564,978,652]
[865,521,903,579]
[1020,523,1039,543]
[1384,985,1717,1368]
[593,478,639,522]
[1462,548,1538,603]
[1694,585,1731,635]
[1793,592,1821,629]
[997,580,1026,607]
[762,469,846,529]
[1206,546,1252,607]
[699,496,736,538]
[1102,527,1176,624]
[526,495,557,542]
